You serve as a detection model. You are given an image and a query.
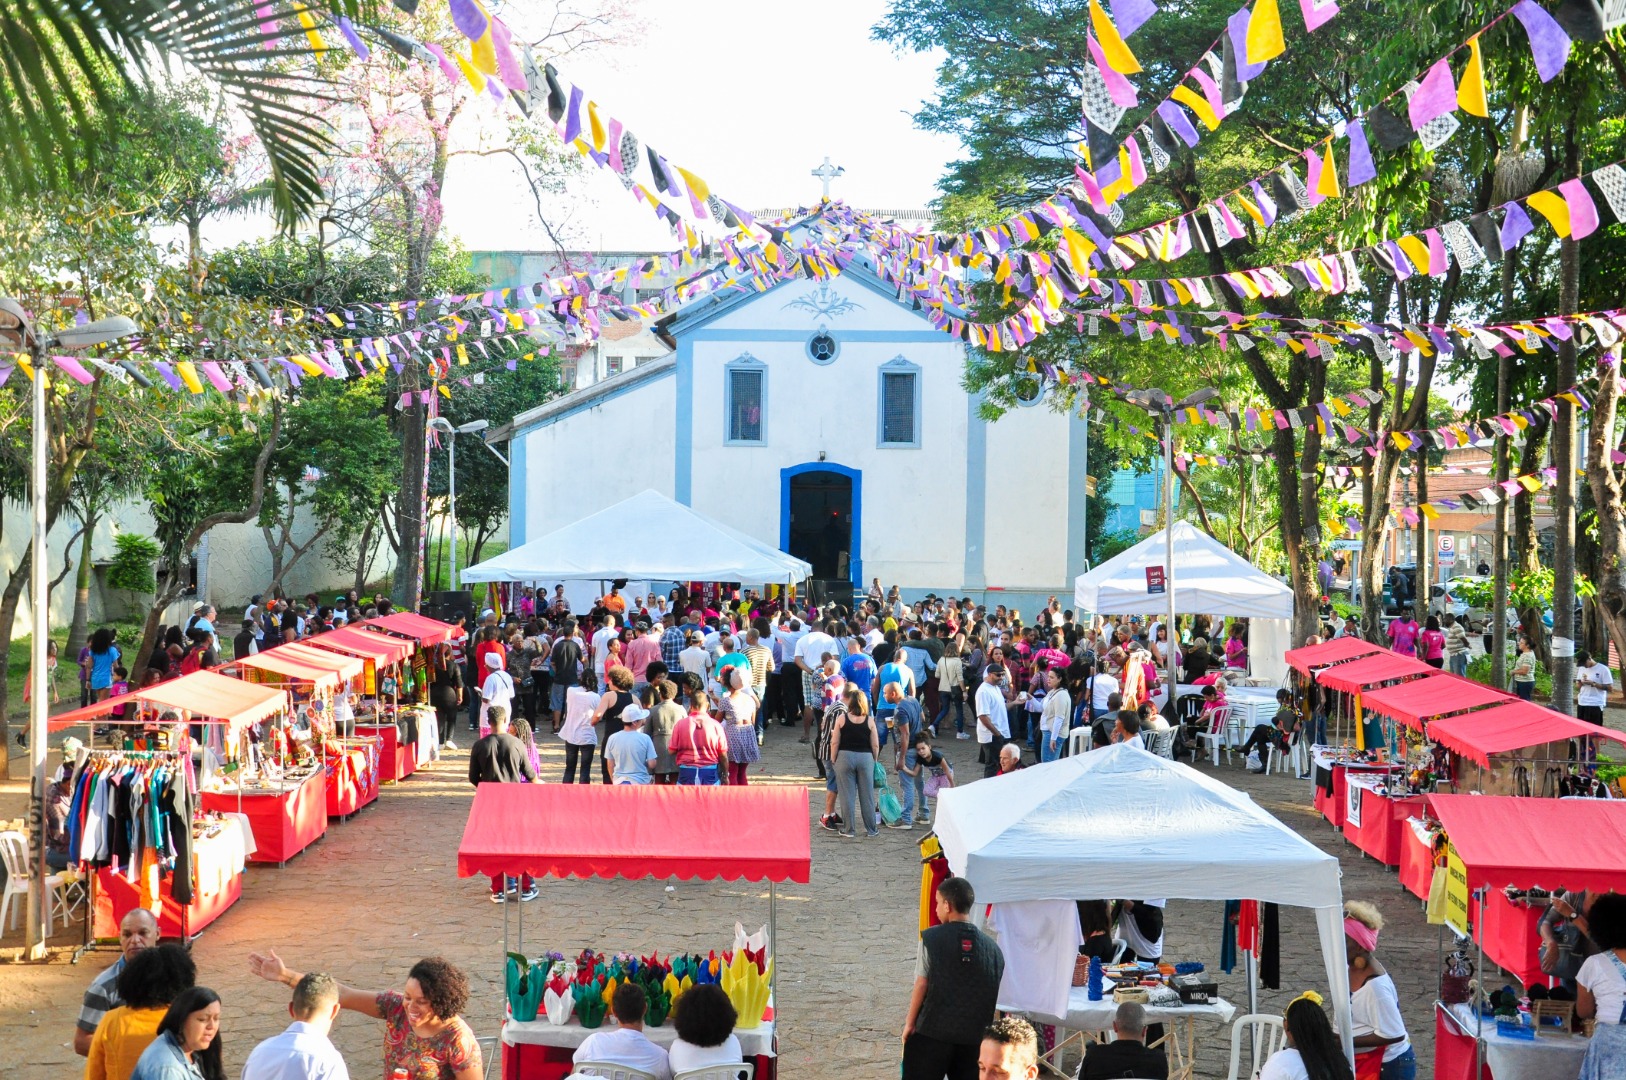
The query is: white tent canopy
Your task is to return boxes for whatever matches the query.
[934,743,1353,1056]
[461,489,813,585]
[1074,521,1294,618]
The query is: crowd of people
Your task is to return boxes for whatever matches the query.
[73,906,486,1080]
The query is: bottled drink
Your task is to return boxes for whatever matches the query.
[392,1070,409,1080]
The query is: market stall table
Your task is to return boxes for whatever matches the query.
[357,720,413,782]
[1435,1001,1589,1080]
[325,736,381,818]
[1310,747,1397,829]
[457,783,811,1080]
[1341,773,1426,867]
[1399,816,1437,901]
[200,768,326,867]
[501,1017,776,1080]
[1478,888,1548,986]
[1007,989,1237,1080]
[92,815,254,939]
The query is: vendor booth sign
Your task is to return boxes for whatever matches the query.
[1145,566,1166,594]
[1344,778,1362,828]
[1443,844,1471,936]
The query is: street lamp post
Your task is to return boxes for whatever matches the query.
[0,300,138,959]
[429,418,492,591]
[1127,385,1220,712]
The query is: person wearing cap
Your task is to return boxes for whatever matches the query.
[974,664,1013,778]
[603,697,658,785]
[678,631,711,686]
[469,707,538,901]
[479,652,516,738]
[1345,900,1413,1080]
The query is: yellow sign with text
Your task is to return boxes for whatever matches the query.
[1444,844,1471,936]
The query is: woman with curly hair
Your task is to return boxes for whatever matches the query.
[669,983,745,1072]
[86,944,197,1080]
[247,950,480,1080]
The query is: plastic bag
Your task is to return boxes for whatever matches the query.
[873,761,904,824]
[1245,748,1265,773]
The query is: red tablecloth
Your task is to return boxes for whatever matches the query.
[1341,784,1425,867]
[1435,1004,1493,1080]
[1314,760,1393,828]
[325,738,381,818]
[91,824,246,939]
[501,1040,776,1080]
[358,721,412,782]
[1399,818,1436,900]
[200,770,327,866]
[1479,889,1550,987]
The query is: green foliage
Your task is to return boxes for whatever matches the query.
[106,533,160,593]
[1466,651,1552,698]
[1091,528,1142,566]
[1451,568,1595,612]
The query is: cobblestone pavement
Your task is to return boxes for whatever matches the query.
[2,713,1593,1079]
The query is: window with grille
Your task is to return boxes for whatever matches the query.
[726,360,765,444]
[879,364,919,446]
[606,355,623,377]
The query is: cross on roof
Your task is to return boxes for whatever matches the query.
[811,156,845,200]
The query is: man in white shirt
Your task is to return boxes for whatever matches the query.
[574,983,672,1080]
[974,664,1012,779]
[1089,667,1120,718]
[795,620,838,743]
[1115,898,1166,962]
[1576,650,1614,726]
[590,614,619,691]
[480,653,516,735]
[678,632,712,683]
[863,616,885,651]
[241,971,349,1080]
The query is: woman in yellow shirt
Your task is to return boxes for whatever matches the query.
[86,944,196,1080]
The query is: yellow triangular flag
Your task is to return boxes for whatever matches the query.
[675,166,711,202]
[1236,193,1266,226]
[470,26,497,75]
[1525,189,1573,239]
[1396,234,1433,275]
[173,361,205,394]
[588,101,607,150]
[1458,36,1488,117]
[1089,0,1143,74]
[453,50,487,92]
[1170,85,1220,130]
[1317,141,1340,198]
[1246,0,1285,65]
[292,3,327,52]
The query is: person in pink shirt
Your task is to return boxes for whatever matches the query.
[1387,614,1420,656]
[1222,623,1249,670]
[1419,615,1446,669]
[622,620,664,684]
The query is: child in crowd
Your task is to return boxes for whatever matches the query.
[820,656,845,711]
[908,732,953,821]
[510,717,543,779]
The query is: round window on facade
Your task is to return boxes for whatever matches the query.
[806,331,839,365]
[1013,376,1045,407]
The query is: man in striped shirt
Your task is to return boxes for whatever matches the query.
[75,908,159,1056]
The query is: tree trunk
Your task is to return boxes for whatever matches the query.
[0,548,34,762]
[65,514,98,664]
[1550,230,1580,713]
[392,386,427,611]
[1491,253,1516,685]
[1414,452,1430,626]
[1585,363,1626,666]
[353,518,376,597]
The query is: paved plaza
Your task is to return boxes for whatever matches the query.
[0,721,1555,1078]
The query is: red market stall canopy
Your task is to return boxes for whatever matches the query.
[138,670,288,733]
[1427,793,1626,894]
[47,698,121,732]
[1360,675,1514,731]
[305,626,414,667]
[1426,701,1626,768]
[1286,637,1384,676]
[361,612,463,646]
[1315,653,1438,694]
[457,783,812,884]
[234,643,362,689]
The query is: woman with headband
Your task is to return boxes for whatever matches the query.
[1259,991,1354,1080]
[1343,901,1415,1080]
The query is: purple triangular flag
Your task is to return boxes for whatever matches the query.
[1500,201,1535,250]
[1408,58,1456,130]
[1512,0,1572,83]
[1227,7,1268,82]
[1112,0,1158,37]
[1157,100,1201,147]
[1560,177,1600,239]
[1346,120,1376,186]
[1298,0,1339,32]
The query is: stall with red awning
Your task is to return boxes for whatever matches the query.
[139,670,289,734]
[1314,653,1439,694]
[1359,675,1514,731]
[360,611,464,645]
[306,625,415,667]
[1285,636,1384,675]
[1427,700,1626,769]
[459,784,810,1080]
[232,642,363,691]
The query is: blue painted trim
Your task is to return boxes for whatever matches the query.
[876,356,922,449]
[963,393,986,590]
[689,328,946,343]
[509,429,529,547]
[780,462,862,591]
[510,366,674,438]
[1066,410,1090,581]
[675,339,694,505]
[723,353,767,446]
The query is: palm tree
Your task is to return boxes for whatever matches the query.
[0,0,371,228]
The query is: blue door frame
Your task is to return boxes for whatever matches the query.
[780,462,861,590]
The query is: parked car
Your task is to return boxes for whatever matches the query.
[1382,565,1417,615]
[1429,576,1491,630]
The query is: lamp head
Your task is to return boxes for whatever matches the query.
[455,419,489,434]
[54,315,138,350]
[1175,387,1221,410]
[428,417,455,434]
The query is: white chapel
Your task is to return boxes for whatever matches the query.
[495,250,1090,612]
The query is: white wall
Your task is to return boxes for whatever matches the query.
[982,403,1071,589]
[516,373,677,543]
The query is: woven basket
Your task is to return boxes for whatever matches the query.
[1071,954,1091,987]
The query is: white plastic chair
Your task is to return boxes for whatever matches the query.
[475,1035,499,1080]
[1193,706,1233,766]
[1224,1013,1288,1080]
[1068,728,1091,757]
[1268,727,1306,777]
[570,1064,660,1080]
[1139,728,1176,760]
[674,1064,755,1080]
[0,830,73,935]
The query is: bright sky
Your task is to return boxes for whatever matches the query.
[439,0,961,252]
